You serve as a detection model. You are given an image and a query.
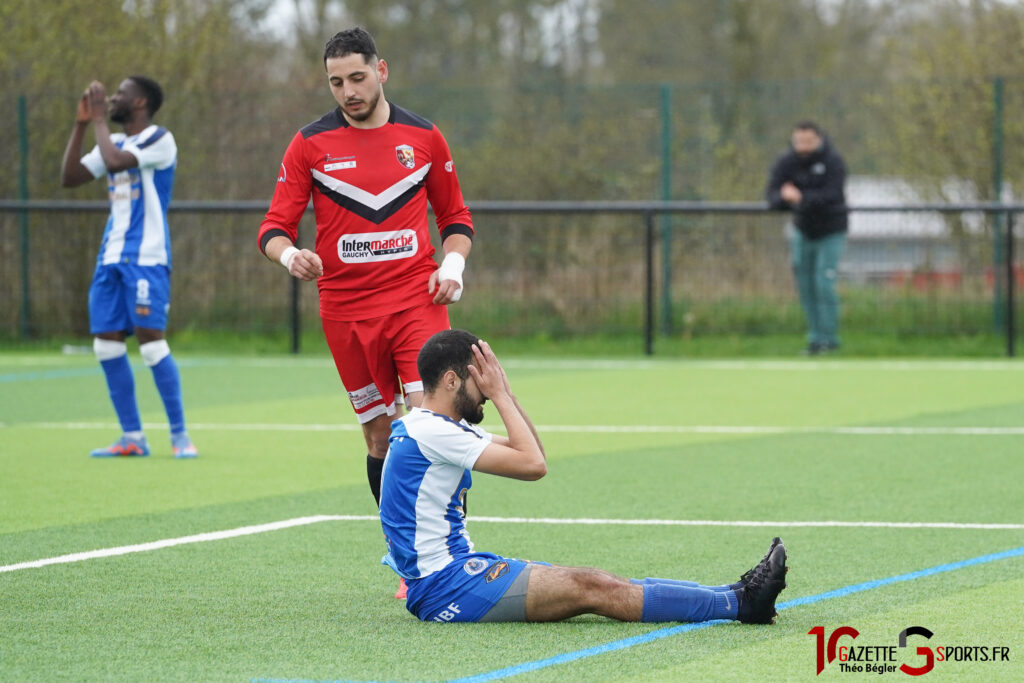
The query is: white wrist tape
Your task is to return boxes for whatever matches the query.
[279,246,299,270]
[437,252,466,302]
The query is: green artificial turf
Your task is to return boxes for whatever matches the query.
[1,351,1022,681]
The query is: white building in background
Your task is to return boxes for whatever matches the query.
[841,176,1002,283]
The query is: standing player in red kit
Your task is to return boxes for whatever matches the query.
[258,27,473,598]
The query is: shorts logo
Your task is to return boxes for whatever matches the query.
[347,382,383,410]
[396,144,415,169]
[463,558,487,576]
[485,561,510,583]
[339,230,418,264]
[135,278,151,315]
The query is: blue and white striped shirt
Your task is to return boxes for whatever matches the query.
[380,408,492,579]
[81,125,177,267]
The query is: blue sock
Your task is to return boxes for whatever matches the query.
[631,577,735,592]
[150,354,185,434]
[640,583,739,622]
[100,355,142,433]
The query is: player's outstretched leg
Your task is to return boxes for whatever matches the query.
[736,538,788,624]
[632,537,784,594]
[91,338,149,457]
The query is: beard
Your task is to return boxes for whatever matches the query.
[454,384,485,425]
[344,88,382,122]
[109,105,131,124]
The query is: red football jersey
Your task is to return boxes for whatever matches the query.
[259,104,473,321]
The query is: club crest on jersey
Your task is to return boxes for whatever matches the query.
[396,144,415,169]
[463,558,488,576]
[485,561,510,583]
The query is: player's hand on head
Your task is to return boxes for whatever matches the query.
[467,341,508,399]
[289,249,324,281]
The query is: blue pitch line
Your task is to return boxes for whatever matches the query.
[777,544,1024,610]
[254,544,1024,683]
[445,544,1024,683]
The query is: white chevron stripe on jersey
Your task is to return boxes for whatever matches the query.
[311,163,432,211]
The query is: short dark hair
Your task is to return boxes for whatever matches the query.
[128,75,163,116]
[323,27,378,66]
[418,329,481,392]
[793,120,822,136]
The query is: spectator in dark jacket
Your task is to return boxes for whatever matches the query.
[766,121,848,355]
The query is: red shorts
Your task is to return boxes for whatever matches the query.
[321,304,450,424]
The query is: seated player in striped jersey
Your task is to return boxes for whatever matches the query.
[378,330,788,623]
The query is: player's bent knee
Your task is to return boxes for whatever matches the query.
[362,418,393,459]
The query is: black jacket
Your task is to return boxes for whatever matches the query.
[765,137,848,238]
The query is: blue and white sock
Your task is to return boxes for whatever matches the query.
[140,340,185,435]
[640,583,739,622]
[94,338,142,433]
[631,577,735,592]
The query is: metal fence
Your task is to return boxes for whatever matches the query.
[0,200,1019,356]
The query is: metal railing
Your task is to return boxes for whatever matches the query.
[0,199,1018,356]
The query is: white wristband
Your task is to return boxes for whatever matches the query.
[279,246,299,270]
[437,252,466,301]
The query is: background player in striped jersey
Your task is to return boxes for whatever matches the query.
[61,76,197,459]
[258,28,473,598]
[380,330,788,624]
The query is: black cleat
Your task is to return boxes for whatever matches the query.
[737,537,782,587]
[736,539,788,624]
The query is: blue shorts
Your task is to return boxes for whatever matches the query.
[405,553,545,623]
[89,263,171,334]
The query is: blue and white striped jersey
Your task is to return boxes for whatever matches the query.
[380,407,492,579]
[81,125,177,267]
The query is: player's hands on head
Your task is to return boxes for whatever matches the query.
[467,341,509,400]
[288,248,324,281]
[86,82,108,121]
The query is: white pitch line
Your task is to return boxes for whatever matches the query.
[9,421,1024,436]
[4,515,1023,575]
[181,358,1024,372]
[0,515,356,574]
[468,517,1024,530]
[6,357,1024,372]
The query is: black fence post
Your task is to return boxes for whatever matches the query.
[1007,210,1016,358]
[644,211,655,356]
[18,94,32,339]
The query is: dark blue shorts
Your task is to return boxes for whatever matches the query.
[89,263,171,334]
[406,553,544,623]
